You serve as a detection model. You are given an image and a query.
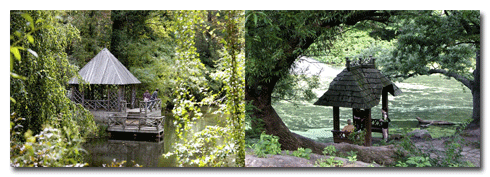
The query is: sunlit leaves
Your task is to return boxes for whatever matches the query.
[163,10,245,167]
[10,10,97,167]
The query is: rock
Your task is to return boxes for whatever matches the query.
[408,129,432,139]
[331,143,397,166]
[245,151,382,167]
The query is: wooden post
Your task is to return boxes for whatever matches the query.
[333,106,340,131]
[382,88,388,112]
[345,57,350,71]
[131,85,136,109]
[382,88,389,138]
[365,109,372,146]
[118,85,124,112]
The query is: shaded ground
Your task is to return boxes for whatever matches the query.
[411,128,481,167]
[245,128,480,167]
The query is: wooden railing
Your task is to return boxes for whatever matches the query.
[139,99,161,116]
[77,99,127,112]
[107,116,164,132]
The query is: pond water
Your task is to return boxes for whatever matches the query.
[274,62,473,143]
[82,107,226,167]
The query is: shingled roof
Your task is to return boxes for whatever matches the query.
[314,57,401,109]
[68,48,141,85]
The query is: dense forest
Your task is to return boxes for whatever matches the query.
[10,10,245,167]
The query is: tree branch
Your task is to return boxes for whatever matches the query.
[393,69,473,90]
[427,69,473,89]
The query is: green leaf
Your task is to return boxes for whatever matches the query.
[10,46,21,61]
[21,13,35,30]
[27,35,34,44]
[35,18,45,24]
[11,72,27,80]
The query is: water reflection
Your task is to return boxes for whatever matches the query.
[83,107,226,167]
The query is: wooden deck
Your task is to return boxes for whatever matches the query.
[107,115,163,132]
[106,103,164,141]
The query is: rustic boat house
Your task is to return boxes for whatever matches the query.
[68,48,141,112]
[314,56,402,146]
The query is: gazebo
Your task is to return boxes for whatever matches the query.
[314,56,401,146]
[69,48,141,112]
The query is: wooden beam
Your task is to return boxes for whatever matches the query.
[364,109,372,146]
[382,88,388,112]
[333,106,340,131]
[131,85,136,109]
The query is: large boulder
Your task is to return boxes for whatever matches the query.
[408,129,432,139]
[245,151,382,167]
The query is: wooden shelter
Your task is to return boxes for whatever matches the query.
[314,56,401,146]
[69,48,141,112]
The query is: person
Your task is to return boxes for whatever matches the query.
[353,108,365,131]
[150,89,159,100]
[379,109,391,141]
[143,90,150,109]
[342,119,355,133]
[148,89,159,110]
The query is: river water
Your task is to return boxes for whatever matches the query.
[82,107,226,167]
[275,57,473,143]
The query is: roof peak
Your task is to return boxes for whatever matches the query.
[345,55,376,71]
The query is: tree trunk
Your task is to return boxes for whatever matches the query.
[245,11,399,154]
[246,77,329,154]
[468,50,480,129]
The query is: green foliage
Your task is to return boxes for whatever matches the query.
[245,101,264,139]
[272,72,321,103]
[106,10,177,104]
[292,148,312,160]
[322,145,336,156]
[162,10,245,167]
[10,11,97,166]
[406,156,432,167]
[346,151,358,163]
[348,130,366,146]
[251,132,282,158]
[379,10,479,83]
[310,26,396,65]
[315,157,344,167]
[67,10,112,67]
[392,127,476,167]
[10,116,88,167]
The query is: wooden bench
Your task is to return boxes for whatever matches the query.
[331,130,355,144]
[353,118,386,133]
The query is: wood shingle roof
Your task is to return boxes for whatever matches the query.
[314,60,401,109]
[68,48,141,85]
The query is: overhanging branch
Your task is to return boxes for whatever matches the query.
[393,69,473,90]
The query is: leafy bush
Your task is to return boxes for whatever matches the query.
[348,130,366,146]
[10,125,88,167]
[346,151,358,163]
[322,145,336,156]
[251,132,282,158]
[292,148,312,160]
[315,157,344,167]
[406,156,432,167]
